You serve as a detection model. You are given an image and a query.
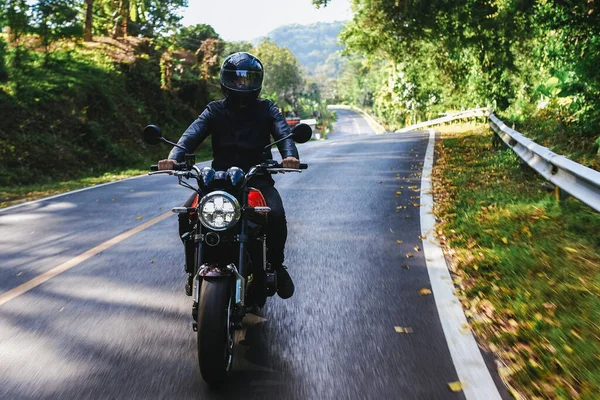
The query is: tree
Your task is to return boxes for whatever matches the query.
[252,39,304,109]
[32,0,83,64]
[221,41,252,58]
[84,0,94,41]
[176,23,219,52]
[195,37,223,80]
[135,0,186,38]
[4,0,29,50]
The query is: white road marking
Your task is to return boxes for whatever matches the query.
[352,117,361,135]
[0,211,173,306]
[0,174,147,213]
[420,129,502,399]
[0,160,213,214]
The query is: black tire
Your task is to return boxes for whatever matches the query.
[197,278,234,384]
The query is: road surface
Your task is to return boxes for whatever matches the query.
[0,109,508,399]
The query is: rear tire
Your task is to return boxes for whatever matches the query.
[197,278,234,384]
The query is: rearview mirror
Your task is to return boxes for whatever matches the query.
[291,123,312,144]
[142,125,163,146]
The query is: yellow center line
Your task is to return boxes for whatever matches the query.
[0,211,173,307]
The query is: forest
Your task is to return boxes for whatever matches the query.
[314,0,600,169]
[0,0,333,192]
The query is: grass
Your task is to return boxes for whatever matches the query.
[432,123,600,399]
[0,144,213,209]
[0,167,146,209]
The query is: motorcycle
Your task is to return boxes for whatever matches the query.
[141,123,312,384]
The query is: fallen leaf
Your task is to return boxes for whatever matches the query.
[401,264,410,269]
[570,329,583,340]
[394,326,413,333]
[459,323,470,334]
[16,272,22,277]
[414,245,421,252]
[151,259,155,263]
[406,253,414,258]
[419,235,426,240]
[396,240,404,244]
[448,381,463,392]
[136,216,143,220]
[564,345,574,354]
[396,191,402,195]
[419,288,432,295]
[112,198,116,201]
[563,247,578,253]
[501,237,509,244]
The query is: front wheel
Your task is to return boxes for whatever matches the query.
[197,278,234,384]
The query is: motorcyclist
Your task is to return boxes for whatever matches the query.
[157,52,299,299]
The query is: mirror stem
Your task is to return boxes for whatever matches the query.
[161,137,188,152]
[264,133,292,151]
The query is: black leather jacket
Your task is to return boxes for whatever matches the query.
[168,99,299,174]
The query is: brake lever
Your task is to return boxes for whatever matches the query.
[266,168,302,173]
[148,170,174,176]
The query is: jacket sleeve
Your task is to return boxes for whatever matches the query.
[168,106,212,162]
[268,102,299,159]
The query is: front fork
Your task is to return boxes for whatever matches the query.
[190,187,250,330]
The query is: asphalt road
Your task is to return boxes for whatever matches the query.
[0,110,505,399]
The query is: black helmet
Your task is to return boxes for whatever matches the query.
[220,52,264,105]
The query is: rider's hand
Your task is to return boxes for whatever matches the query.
[282,157,300,169]
[158,159,177,170]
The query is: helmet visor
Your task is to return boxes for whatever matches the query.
[221,69,263,91]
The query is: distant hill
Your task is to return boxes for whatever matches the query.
[263,21,346,77]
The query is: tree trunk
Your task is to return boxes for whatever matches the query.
[112,0,129,38]
[84,0,94,41]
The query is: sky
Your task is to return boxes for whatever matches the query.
[180,0,353,42]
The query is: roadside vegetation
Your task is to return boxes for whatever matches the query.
[313,0,600,170]
[0,2,335,208]
[432,123,600,399]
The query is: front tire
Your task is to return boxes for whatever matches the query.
[197,278,234,384]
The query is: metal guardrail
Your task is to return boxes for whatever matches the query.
[395,108,490,133]
[393,106,600,212]
[489,113,600,212]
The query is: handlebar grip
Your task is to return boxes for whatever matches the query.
[151,165,158,171]
[173,162,187,171]
[299,163,308,169]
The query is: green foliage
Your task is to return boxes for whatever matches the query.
[31,0,83,62]
[175,23,219,52]
[252,39,304,109]
[91,0,186,38]
[0,37,7,81]
[0,42,200,188]
[321,0,600,158]
[221,40,252,60]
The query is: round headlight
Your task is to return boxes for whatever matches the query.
[198,191,241,231]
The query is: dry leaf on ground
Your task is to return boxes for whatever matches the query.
[448,381,463,392]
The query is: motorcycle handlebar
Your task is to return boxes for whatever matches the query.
[271,163,308,169]
[150,162,187,172]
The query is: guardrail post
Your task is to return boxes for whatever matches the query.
[554,186,568,205]
[492,132,502,149]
